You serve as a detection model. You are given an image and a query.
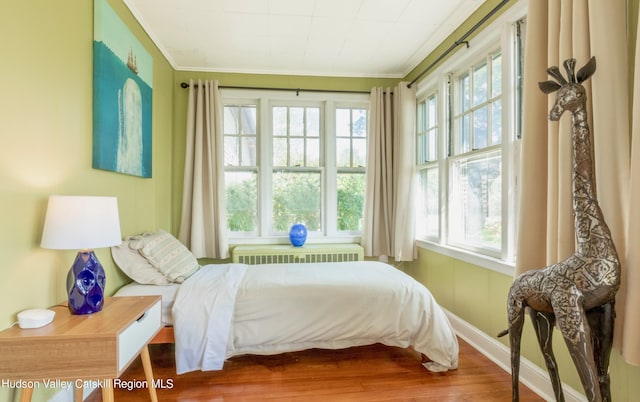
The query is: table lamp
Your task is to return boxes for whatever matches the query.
[41,195,122,315]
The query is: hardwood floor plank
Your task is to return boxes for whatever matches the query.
[86,338,542,401]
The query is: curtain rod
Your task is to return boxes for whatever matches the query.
[407,0,510,88]
[179,82,371,95]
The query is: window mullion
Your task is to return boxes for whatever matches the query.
[303,107,308,167]
[502,22,517,263]
[325,101,337,236]
[261,98,272,237]
[447,73,454,158]
[468,66,475,152]
[286,107,291,167]
[440,78,450,244]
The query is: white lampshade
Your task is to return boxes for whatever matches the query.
[41,195,122,250]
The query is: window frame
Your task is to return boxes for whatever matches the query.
[223,101,260,237]
[269,100,325,236]
[416,92,441,241]
[334,104,368,235]
[447,50,503,258]
[413,2,526,272]
[222,89,369,244]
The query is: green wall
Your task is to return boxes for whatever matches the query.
[2,0,640,401]
[0,0,174,400]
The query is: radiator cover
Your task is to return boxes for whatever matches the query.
[231,244,364,265]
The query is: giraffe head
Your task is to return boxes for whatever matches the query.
[538,57,596,121]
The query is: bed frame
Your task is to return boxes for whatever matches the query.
[148,325,433,364]
[150,326,175,344]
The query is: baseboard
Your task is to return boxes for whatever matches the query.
[445,309,587,402]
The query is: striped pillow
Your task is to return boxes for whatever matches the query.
[131,230,200,283]
[111,239,171,285]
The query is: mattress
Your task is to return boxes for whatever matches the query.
[114,282,179,325]
[113,261,459,375]
[172,262,459,374]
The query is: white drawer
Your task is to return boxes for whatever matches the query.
[117,299,161,372]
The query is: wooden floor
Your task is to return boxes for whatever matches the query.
[87,338,542,401]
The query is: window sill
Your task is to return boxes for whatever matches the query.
[229,235,361,246]
[415,239,514,277]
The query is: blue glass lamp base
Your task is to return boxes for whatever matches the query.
[66,251,106,315]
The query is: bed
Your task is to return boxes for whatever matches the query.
[112,230,459,375]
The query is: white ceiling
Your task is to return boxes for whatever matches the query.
[123,0,484,78]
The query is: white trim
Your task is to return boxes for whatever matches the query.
[228,235,361,246]
[445,309,587,402]
[417,239,514,276]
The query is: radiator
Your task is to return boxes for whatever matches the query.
[231,244,364,265]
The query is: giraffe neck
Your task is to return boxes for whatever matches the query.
[570,106,611,256]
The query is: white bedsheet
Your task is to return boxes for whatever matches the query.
[172,263,247,374]
[114,282,179,325]
[172,261,458,374]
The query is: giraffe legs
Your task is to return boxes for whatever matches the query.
[529,309,565,402]
[586,302,615,402]
[506,303,526,401]
[524,304,615,402]
[554,295,602,402]
[502,273,616,401]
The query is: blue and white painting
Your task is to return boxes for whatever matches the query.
[93,0,152,178]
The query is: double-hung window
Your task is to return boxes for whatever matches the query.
[449,51,503,254]
[416,94,439,240]
[414,6,525,264]
[335,107,367,233]
[271,104,323,233]
[223,90,368,242]
[223,103,258,234]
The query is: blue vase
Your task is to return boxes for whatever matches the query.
[289,223,308,247]
[66,251,105,315]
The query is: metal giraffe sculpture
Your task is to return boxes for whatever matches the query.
[499,57,620,402]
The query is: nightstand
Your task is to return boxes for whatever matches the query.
[0,296,161,402]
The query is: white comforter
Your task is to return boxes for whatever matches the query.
[172,261,458,374]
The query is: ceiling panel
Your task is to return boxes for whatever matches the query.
[123,0,484,77]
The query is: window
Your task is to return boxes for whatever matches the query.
[271,105,322,233]
[223,90,369,242]
[416,94,439,240]
[414,7,524,264]
[224,104,258,234]
[449,52,503,252]
[336,107,367,232]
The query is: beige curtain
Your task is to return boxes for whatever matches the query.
[361,82,417,261]
[517,1,635,361]
[625,4,640,366]
[178,80,229,259]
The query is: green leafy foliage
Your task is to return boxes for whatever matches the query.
[225,172,365,234]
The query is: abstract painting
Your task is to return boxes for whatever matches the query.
[93,0,152,178]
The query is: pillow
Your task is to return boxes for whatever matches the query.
[129,230,200,283]
[111,239,171,285]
